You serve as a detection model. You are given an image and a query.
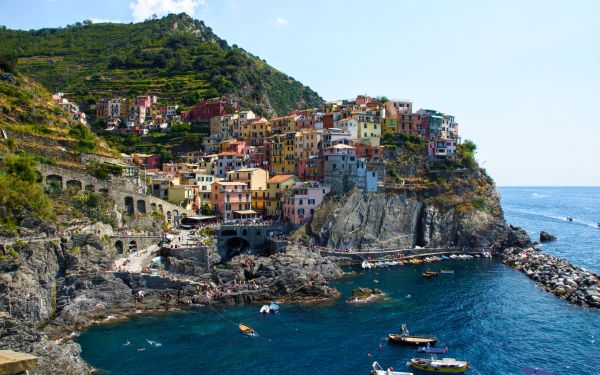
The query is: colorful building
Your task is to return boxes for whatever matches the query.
[265,174,299,218]
[211,181,252,220]
[283,182,331,224]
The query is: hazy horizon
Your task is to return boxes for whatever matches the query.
[1,0,599,186]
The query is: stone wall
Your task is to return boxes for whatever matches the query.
[38,164,195,225]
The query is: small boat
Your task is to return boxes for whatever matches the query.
[566,216,573,222]
[388,324,438,346]
[596,223,600,229]
[407,357,468,373]
[418,346,448,354]
[239,323,255,336]
[362,260,372,269]
[371,361,414,375]
[422,271,439,278]
[439,270,454,274]
[268,302,280,312]
[259,305,270,314]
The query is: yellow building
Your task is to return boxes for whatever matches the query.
[282,132,296,174]
[265,174,299,218]
[295,129,322,159]
[167,185,197,211]
[269,134,285,174]
[270,115,298,134]
[241,118,271,146]
[226,167,269,214]
[352,111,382,142]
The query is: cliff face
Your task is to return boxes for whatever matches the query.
[308,167,530,251]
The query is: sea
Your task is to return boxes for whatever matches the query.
[76,187,600,375]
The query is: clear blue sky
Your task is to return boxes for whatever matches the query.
[1,0,599,186]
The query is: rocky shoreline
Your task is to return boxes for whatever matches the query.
[502,247,600,309]
[0,234,343,374]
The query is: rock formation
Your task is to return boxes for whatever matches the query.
[502,248,600,309]
[347,287,384,303]
[540,231,557,243]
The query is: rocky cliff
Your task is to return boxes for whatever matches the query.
[307,150,530,251]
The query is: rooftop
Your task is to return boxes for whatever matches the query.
[268,174,296,183]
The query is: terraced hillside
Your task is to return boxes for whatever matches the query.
[0,73,118,168]
[0,13,323,116]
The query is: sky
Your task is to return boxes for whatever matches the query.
[0,0,599,186]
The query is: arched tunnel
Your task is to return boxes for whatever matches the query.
[223,237,251,261]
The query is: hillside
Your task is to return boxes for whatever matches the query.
[0,72,118,167]
[0,13,324,116]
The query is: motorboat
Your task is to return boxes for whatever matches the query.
[407,357,468,373]
[239,323,255,336]
[269,302,280,312]
[362,260,372,269]
[566,216,573,222]
[388,324,438,346]
[422,271,439,278]
[439,270,454,274]
[370,362,413,375]
[259,305,271,314]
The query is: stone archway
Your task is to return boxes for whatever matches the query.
[99,188,109,195]
[115,240,124,254]
[45,174,63,189]
[66,180,82,191]
[150,203,157,211]
[129,240,137,252]
[136,199,147,214]
[166,211,172,221]
[124,196,134,215]
[158,204,164,213]
[224,237,251,261]
[85,184,95,192]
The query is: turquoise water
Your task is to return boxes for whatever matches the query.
[77,187,600,375]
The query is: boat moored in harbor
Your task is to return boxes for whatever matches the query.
[370,362,413,375]
[388,324,438,346]
[239,323,255,336]
[407,357,468,373]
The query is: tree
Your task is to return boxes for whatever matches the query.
[2,154,42,182]
[0,51,18,73]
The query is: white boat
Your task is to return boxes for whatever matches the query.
[371,361,413,375]
[361,260,372,269]
[259,305,270,314]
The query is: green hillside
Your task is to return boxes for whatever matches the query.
[0,13,323,116]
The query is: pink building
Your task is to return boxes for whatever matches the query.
[132,153,160,170]
[211,181,253,220]
[283,182,331,224]
[295,114,316,131]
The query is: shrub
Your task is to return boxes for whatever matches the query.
[2,154,42,182]
[0,51,17,73]
[0,175,54,232]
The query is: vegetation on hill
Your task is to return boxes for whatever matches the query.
[0,13,324,116]
[0,71,118,164]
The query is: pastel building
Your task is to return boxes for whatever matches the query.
[211,181,252,219]
[265,175,300,218]
[214,152,249,178]
[283,182,331,224]
[226,167,269,214]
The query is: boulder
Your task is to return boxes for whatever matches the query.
[347,287,384,303]
[540,231,557,243]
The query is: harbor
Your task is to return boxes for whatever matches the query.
[76,257,600,375]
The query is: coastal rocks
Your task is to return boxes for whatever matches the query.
[218,244,343,305]
[307,186,532,251]
[0,316,93,375]
[502,248,600,309]
[309,189,422,249]
[540,231,557,243]
[347,287,384,303]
